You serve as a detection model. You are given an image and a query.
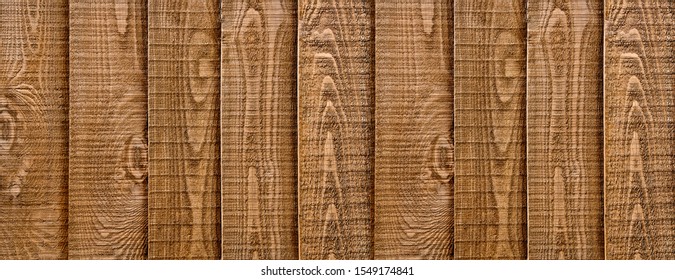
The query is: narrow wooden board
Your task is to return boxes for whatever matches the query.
[68,0,148,259]
[604,0,674,259]
[220,0,298,260]
[0,0,68,259]
[374,0,454,259]
[148,0,221,259]
[526,0,604,259]
[454,0,527,259]
[298,0,374,260]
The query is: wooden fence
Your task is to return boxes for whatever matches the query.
[0,0,672,259]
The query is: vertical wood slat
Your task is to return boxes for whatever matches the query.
[148,0,221,259]
[0,0,69,259]
[454,0,528,259]
[220,0,299,260]
[68,0,148,259]
[297,0,375,260]
[374,0,454,259]
[604,0,674,259]
[526,0,605,259]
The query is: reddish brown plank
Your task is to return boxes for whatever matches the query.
[374,0,454,259]
[298,0,374,260]
[0,0,68,259]
[527,0,605,259]
[220,0,299,259]
[68,0,148,259]
[604,0,674,259]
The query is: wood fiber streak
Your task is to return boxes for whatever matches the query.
[298,0,374,260]
[0,0,68,259]
[526,0,604,259]
[221,0,298,260]
[148,0,221,259]
[454,0,527,259]
[604,0,674,259]
[68,0,148,259]
[374,0,453,259]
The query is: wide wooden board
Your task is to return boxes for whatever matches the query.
[148,0,221,259]
[221,0,299,260]
[374,0,454,259]
[68,0,148,259]
[454,0,527,259]
[0,0,68,259]
[604,0,674,259]
[297,0,374,260]
[526,0,605,259]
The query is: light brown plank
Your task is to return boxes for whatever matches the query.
[148,0,221,259]
[298,0,374,260]
[374,0,453,259]
[220,0,298,260]
[604,0,674,259]
[454,0,527,259]
[68,0,148,259]
[526,0,604,259]
[0,0,68,259]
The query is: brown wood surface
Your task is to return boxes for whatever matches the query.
[454,0,527,259]
[374,0,454,259]
[220,0,298,260]
[0,0,68,259]
[527,0,604,259]
[298,0,374,260]
[604,0,674,260]
[68,0,148,259]
[148,0,221,259]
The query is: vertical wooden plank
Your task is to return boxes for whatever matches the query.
[298,0,374,259]
[68,0,148,259]
[0,0,68,259]
[374,0,453,259]
[605,0,673,259]
[526,0,604,259]
[454,0,527,259]
[220,0,298,259]
[148,0,221,259]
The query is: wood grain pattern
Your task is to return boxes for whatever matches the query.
[0,0,68,259]
[68,0,148,259]
[604,0,674,259]
[221,0,298,260]
[526,0,604,259]
[374,0,453,259]
[298,0,374,260]
[148,0,221,259]
[454,0,527,259]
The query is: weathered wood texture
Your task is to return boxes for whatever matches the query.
[298,0,374,260]
[374,0,453,259]
[68,0,148,259]
[68,0,147,259]
[527,0,604,259]
[454,0,527,259]
[604,0,674,259]
[221,0,298,260]
[0,0,68,259]
[148,0,221,259]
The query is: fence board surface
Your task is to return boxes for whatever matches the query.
[454,0,528,259]
[68,0,148,259]
[526,0,605,259]
[148,0,221,259]
[374,0,454,260]
[0,0,673,261]
[604,0,674,260]
[0,0,69,259]
[297,0,375,260]
[220,0,299,260]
